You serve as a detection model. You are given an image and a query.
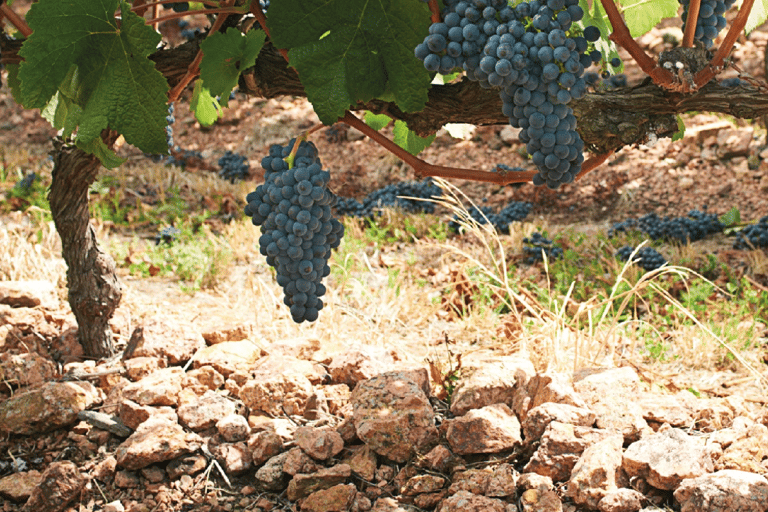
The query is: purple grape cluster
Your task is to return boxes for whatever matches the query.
[414,0,605,189]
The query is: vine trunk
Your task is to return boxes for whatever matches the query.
[48,135,122,359]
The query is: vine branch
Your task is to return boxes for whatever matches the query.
[682,0,701,48]
[0,3,31,37]
[167,0,236,102]
[599,0,675,88]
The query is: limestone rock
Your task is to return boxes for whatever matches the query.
[636,391,699,428]
[401,474,447,495]
[436,490,507,512]
[0,381,101,435]
[193,340,263,377]
[449,355,535,417]
[201,323,252,345]
[574,367,650,443]
[123,357,166,382]
[166,453,207,479]
[248,430,285,466]
[597,488,645,512]
[255,452,290,491]
[623,426,714,490]
[674,470,768,512]
[343,445,378,481]
[118,399,177,430]
[21,461,85,512]
[254,354,329,385]
[0,351,57,388]
[128,317,205,365]
[328,348,400,388]
[240,371,314,417]
[122,367,184,407]
[521,402,597,443]
[519,488,563,512]
[486,463,518,497]
[448,469,493,495]
[567,433,624,508]
[0,280,57,308]
[186,366,225,391]
[212,441,252,474]
[524,421,615,481]
[283,446,322,476]
[514,372,587,423]
[286,464,351,501]
[717,422,768,475]
[0,470,42,502]
[295,426,345,461]
[352,370,438,462]
[301,483,357,512]
[115,417,202,470]
[177,390,237,431]
[217,413,251,442]
[443,403,521,455]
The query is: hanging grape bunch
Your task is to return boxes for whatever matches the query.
[414,0,605,189]
[244,139,345,323]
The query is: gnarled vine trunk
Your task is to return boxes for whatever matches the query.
[48,135,121,359]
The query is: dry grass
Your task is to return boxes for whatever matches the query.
[0,209,66,285]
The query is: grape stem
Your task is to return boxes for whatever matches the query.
[167,0,236,103]
[250,1,290,62]
[285,124,325,168]
[694,0,756,88]
[342,111,538,185]
[427,0,441,24]
[682,0,702,48]
[0,3,31,37]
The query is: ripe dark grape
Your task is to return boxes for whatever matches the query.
[523,232,563,264]
[218,150,250,183]
[244,139,344,323]
[155,226,181,245]
[334,179,442,218]
[733,216,768,250]
[615,246,666,271]
[13,172,37,192]
[609,209,724,244]
[679,0,736,49]
[414,0,602,189]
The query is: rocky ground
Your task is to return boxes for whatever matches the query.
[1,281,767,512]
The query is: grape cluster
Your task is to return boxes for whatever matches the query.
[523,232,563,263]
[609,209,724,244]
[733,216,768,250]
[218,151,250,183]
[155,226,181,246]
[449,200,532,233]
[244,139,344,323]
[165,103,175,152]
[13,172,37,192]
[680,0,736,49]
[415,0,604,189]
[615,246,666,271]
[334,180,442,218]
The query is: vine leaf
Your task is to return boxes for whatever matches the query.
[190,80,223,126]
[745,0,768,34]
[267,0,432,124]
[393,120,435,156]
[200,28,266,107]
[616,0,679,38]
[18,0,169,155]
[364,111,393,131]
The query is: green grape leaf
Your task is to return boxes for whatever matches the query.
[18,0,169,155]
[393,120,434,156]
[616,0,679,38]
[77,137,126,170]
[364,111,392,131]
[200,28,266,107]
[267,0,432,125]
[719,206,741,227]
[5,64,22,105]
[671,115,686,142]
[743,0,768,35]
[190,80,223,127]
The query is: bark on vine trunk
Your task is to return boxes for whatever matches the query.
[48,135,122,359]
